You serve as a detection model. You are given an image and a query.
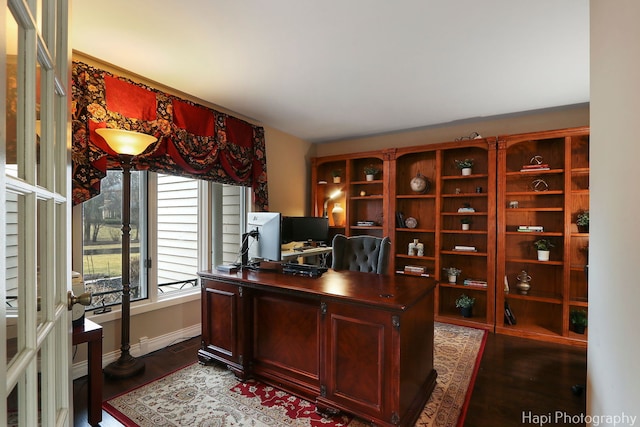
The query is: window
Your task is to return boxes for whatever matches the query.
[155,174,199,296]
[78,171,249,312]
[81,170,146,311]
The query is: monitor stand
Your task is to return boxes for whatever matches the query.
[241,230,260,268]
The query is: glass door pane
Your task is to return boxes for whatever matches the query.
[5,8,17,177]
[5,191,20,364]
[36,198,50,328]
[35,61,42,186]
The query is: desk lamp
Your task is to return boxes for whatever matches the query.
[322,190,342,217]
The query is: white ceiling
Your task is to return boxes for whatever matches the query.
[71,0,589,143]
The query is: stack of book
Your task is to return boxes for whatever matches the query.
[453,245,477,252]
[402,265,428,276]
[520,163,550,172]
[356,220,375,226]
[463,279,488,288]
[517,225,544,232]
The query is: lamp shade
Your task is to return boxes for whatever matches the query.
[95,128,157,156]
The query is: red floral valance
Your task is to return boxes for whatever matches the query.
[71,60,269,210]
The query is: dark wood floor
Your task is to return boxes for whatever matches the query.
[464,333,586,427]
[73,331,587,426]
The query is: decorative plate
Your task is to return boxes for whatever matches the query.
[405,217,417,228]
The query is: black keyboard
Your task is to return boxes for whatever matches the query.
[282,263,328,278]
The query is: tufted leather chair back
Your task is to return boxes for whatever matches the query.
[331,234,391,274]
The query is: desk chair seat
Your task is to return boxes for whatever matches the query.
[331,234,391,274]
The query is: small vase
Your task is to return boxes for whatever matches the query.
[573,324,586,334]
[516,281,531,295]
[366,174,375,181]
[460,307,473,318]
[516,270,532,294]
[448,274,457,284]
[537,250,550,262]
[331,203,344,227]
[461,223,470,231]
[333,176,341,184]
[577,224,589,233]
[461,167,472,176]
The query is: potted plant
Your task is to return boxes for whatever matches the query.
[455,294,475,318]
[443,267,462,284]
[363,165,380,181]
[570,309,588,334]
[455,159,474,176]
[460,217,472,231]
[331,169,342,184]
[533,238,555,261]
[576,210,589,233]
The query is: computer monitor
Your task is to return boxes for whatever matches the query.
[281,216,329,244]
[245,212,282,264]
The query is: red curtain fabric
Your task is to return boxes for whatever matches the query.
[71,60,269,210]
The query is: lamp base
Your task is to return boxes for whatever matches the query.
[103,352,145,379]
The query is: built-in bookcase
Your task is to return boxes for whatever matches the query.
[311,126,589,346]
[496,127,589,346]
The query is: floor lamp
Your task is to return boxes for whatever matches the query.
[96,128,157,379]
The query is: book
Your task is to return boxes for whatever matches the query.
[397,270,430,277]
[453,245,477,252]
[463,279,488,287]
[404,265,427,274]
[504,301,517,325]
[517,225,544,232]
[521,163,549,169]
[520,166,550,172]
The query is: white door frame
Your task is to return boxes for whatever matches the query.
[2,0,72,425]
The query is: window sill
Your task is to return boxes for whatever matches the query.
[87,289,200,324]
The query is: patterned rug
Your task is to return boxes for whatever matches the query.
[103,322,486,427]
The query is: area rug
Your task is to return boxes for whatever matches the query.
[103,322,486,427]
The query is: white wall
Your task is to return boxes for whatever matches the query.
[589,1,640,424]
[312,105,589,157]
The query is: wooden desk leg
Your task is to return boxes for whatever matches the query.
[87,334,102,425]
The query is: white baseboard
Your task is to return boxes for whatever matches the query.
[72,324,201,380]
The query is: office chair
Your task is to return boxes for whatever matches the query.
[331,234,391,274]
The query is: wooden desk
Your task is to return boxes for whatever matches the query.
[73,318,103,426]
[198,269,437,427]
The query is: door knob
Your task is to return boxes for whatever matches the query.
[67,290,92,310]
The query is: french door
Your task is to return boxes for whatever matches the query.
[2,0,72,426]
